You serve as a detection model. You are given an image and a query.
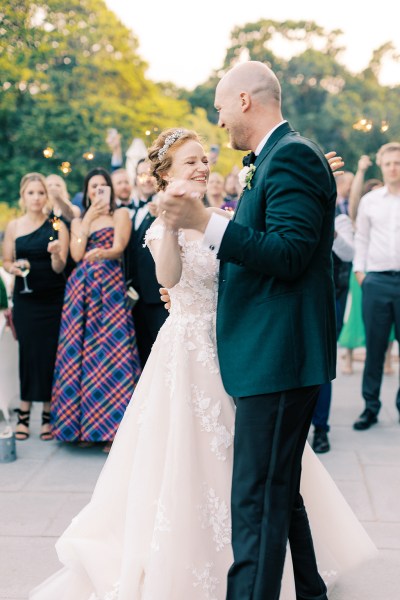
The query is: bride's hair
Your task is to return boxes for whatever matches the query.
[148,128,202,191]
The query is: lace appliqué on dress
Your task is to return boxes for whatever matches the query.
[191,562,219,600]
[143,223,166,247]
[89,581,120,600]
[190,385,233,461]
[198,486,231,552]
[151,499,171,551]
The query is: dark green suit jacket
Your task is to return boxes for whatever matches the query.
[216,122,337,396]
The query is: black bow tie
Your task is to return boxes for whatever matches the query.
[242,152,256,167]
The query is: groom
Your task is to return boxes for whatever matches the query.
[160,61,336,600]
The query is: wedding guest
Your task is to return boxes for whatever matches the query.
[339,160,392,375]
[223,171,241,208]
[46,174,81,221]
[111,168,135,212]
[353,142,400,430]
[311,212,355,452]
[205,172,226,208]
[46,174,79,279]
[2,173,68,441]
[50,167,141,451]
[122,159,168,367]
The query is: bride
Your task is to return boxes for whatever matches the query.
[30,129,375,600]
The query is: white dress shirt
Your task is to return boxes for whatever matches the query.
[333,214,354,262]
[353,186,400,273]
[203,122,287,253]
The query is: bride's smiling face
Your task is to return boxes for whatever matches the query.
[165,140,209,193]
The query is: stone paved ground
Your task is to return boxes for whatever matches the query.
[0,327,399,599]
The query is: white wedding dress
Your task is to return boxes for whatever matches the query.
[30,226,375,600]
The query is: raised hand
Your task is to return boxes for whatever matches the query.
[158,180,209,232]
[325,151,344,177]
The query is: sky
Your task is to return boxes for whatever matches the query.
[105,0,400,90]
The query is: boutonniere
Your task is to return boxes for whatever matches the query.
[238,164,256,190]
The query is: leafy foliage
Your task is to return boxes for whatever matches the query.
[184,19,400,175]
[1,10,399,207]
[0,0,195,201]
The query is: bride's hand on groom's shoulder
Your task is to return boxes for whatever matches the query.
[159,287,171,311]
[325,151,345,177]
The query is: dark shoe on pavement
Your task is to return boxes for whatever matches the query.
[353,409,378,431]
[312,428,330,453]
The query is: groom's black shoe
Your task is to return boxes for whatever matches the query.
[312,428,330,453]
[353,409,378,431]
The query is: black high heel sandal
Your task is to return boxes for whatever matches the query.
[15,409,30,441]
[40,410,53,441]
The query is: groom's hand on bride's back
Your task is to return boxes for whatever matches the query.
[160,287,171,311]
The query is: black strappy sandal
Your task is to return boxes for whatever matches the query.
[40,410,53,441]
[15,409,30,441]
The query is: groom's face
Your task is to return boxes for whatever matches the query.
[215,86,248,151]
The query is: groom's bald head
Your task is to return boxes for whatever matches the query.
[217,61,281,107]
[214,61,283,152]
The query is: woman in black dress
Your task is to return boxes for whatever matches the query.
[2,173,69,440]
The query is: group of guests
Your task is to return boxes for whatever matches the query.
[2,139,399,458]
[311,143,400,454]
[2,162,166,450]
[1,139,242,451]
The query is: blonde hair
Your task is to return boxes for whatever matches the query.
[46,174,70,200]
[19,173,50,213]
[148,128,203,191]
[376,142,400,166]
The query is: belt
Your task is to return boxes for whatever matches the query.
[376,271,400,276]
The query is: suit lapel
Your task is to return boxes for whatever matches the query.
[254,122,295,168]
[136,212,154,243]
[232,122,296,220]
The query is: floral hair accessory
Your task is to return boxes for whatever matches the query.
[158,129,185,160]
[238,164,256,190]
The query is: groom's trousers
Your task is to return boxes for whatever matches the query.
[226,385,328,600]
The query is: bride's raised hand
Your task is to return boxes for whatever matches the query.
[159,179,209,232]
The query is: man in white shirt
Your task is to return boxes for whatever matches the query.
[353,142,400,430]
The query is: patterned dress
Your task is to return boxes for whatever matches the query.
[51,227,141,442]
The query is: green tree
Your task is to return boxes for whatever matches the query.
[0,0,193,201]
[184,19,400,173]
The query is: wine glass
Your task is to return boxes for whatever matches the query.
[16,259,33,294]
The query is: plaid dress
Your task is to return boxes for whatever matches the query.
[51,228,141,441]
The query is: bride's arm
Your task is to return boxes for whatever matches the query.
[146,218,182,289]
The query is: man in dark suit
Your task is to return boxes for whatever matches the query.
[159,61,336,600]
[112,161,167,367]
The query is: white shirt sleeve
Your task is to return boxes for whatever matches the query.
[332,214,354,262]
[353,198,371,273]
[203,213,230,253]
